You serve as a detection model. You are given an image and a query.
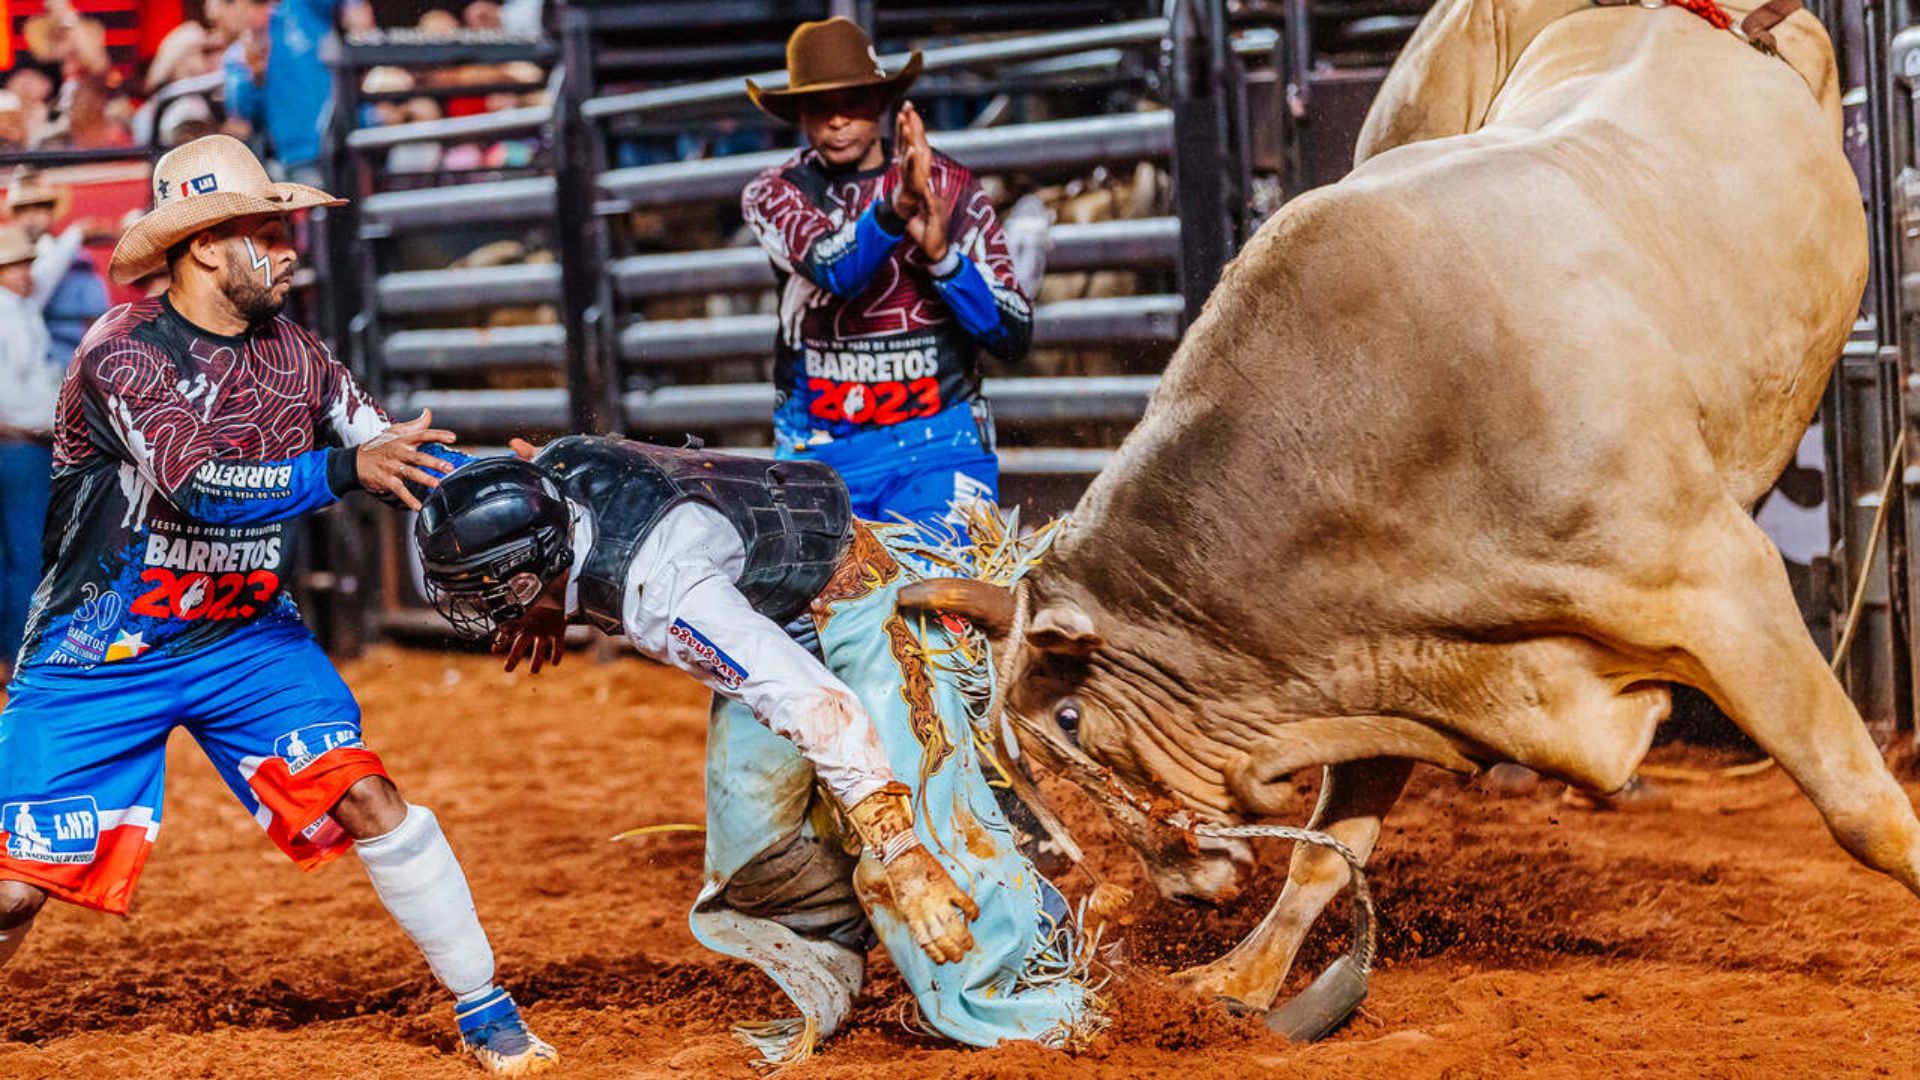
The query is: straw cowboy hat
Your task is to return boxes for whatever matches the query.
[0,224,34,266]
[746,17,921,125]
[145,21,211,94]
[6,168,63,214]
[109,134,345,285]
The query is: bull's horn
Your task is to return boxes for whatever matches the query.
[897,578,1017,637]
[1226,716,1481,816]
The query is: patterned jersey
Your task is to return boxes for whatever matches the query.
[17,296,387,669]
[743,144,1032,448]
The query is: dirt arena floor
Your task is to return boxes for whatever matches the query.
[4,645,1918,1079]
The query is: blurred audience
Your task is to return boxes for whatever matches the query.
[4,70,55,146]
[145,21,220,95]
[0,1,555,246]
[0,93,27,153]
[5,172,107,371]
[224,0,375,183]
[0,222,69,680]
[353,10,548,179]
[31,4,129,148]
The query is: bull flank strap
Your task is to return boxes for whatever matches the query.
[1738,0,1802,54]
[1592,0,1803,56]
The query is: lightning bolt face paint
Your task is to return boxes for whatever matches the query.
[243,236,273,288]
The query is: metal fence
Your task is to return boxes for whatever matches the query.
[310,0,1433,643]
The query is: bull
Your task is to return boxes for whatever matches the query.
[905,0,1914,1026]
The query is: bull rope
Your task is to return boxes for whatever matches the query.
[988,577,1375,1037]
[1639,430,1907,784]
[1183,820,1378,1039]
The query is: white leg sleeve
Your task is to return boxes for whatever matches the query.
[356,804,496,998]
[0,918,30,969]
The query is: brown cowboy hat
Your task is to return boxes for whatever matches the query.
[109,134,345,285]
[746,17,921,125]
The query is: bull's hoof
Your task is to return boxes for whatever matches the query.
[1562,774,1672,813]
[1174,961,1276,1012]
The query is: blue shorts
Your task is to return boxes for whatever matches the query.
[778,402,999,530]
[0,616,387,914]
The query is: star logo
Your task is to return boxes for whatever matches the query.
[104,630,149,663]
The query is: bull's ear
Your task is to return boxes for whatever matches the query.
[1027,604,1104,656]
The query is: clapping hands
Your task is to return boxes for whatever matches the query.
[889,102,950,264]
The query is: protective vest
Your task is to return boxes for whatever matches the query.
[536,436,852,635]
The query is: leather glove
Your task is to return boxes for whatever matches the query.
[846,783,979,964]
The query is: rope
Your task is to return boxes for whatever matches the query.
[608,823,704,841]
[1186,821,1377,975]
[1826,429,1905,678]
[1668,0,1733,31]
[1640,430,1907,784]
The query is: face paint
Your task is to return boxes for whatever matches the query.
[243,235,273,288]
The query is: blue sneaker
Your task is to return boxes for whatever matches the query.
[455,988,558,1075]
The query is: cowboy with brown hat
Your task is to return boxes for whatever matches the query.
[0,135,558,1076]
[741,17,1033,530]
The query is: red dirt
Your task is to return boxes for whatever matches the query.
[3,646,1917,1078]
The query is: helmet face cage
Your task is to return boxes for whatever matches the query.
[421,525,568,640]
[424,570,547,640]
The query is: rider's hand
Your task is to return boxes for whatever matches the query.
[493,587,567,675]
[884,844,979,963]
[847,784,978,963]
[356,409,457,511]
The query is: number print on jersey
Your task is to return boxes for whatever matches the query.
[807,377,942,425]
[130,568,280,621]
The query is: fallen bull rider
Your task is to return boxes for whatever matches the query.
[411,435,1096,1062]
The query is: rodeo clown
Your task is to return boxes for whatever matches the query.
[413,435,1094,1063]
[0,136,556,1076]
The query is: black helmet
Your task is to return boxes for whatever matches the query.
[414,456,574,639]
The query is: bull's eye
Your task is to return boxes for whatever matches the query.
[1054,702,1082,744]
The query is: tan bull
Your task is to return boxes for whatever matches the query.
[909,0,1902,1017]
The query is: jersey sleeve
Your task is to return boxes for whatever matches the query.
[930,171,1034,362]
[743,168,905,299]
[79,338,351,526]
[624,505,898,807]
[310,326,392,449]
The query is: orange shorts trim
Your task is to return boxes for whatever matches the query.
[247,747,390,872]
[0,819,156,916]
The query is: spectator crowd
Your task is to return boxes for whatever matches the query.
[0,1,544,179]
